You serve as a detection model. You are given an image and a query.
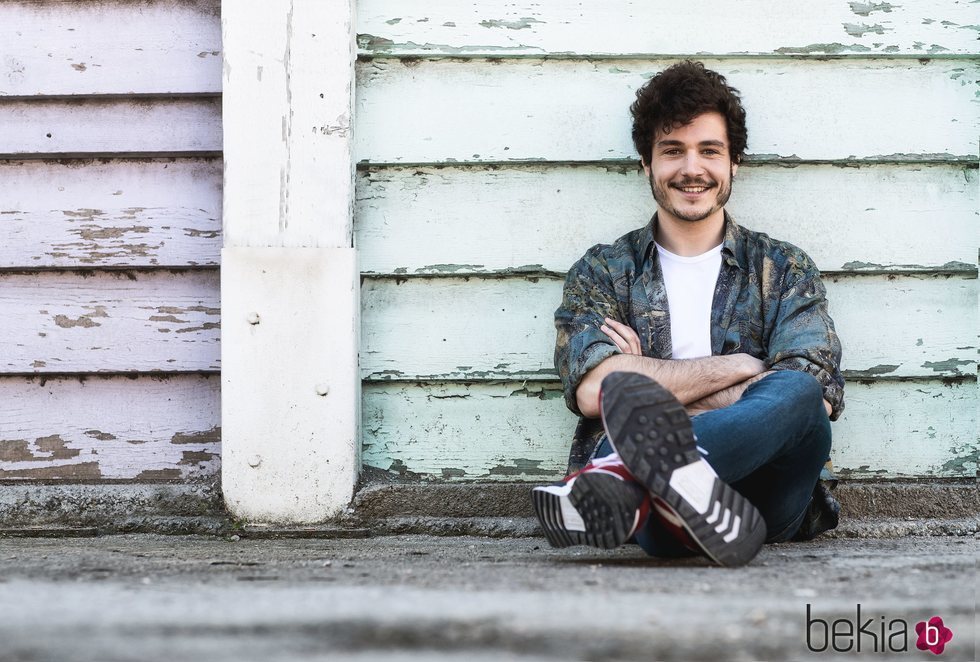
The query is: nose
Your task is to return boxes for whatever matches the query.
[679,150,705,177]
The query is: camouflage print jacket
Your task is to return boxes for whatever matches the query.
[555,213,845,474]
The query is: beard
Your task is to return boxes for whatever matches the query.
[649,165,735,223]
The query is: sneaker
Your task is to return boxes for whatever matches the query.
[532,453,650,549]
[599,371,767,567]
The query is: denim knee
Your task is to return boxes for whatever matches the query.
[768,370,823,411]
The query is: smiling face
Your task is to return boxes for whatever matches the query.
[643,111,737,226]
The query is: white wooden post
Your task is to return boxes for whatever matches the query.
[220,1,358,523]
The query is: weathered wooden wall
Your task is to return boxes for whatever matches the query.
[2,1,976,486]
[355,1,979,480]
[0,1,222,481]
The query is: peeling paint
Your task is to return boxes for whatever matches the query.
[0,462,102,480]
[183,228,221,239]
[478,18,544,31]
[848,1,896,17]
[843,23,888,37]
[839,260,976,273]
[440,467,466,479]
[0,440,33,462]
[155,305,220,316]
[175,322,220,334]
[71,62,87,72]
[171,427,220,445]
[488,458,552,476]
[938,448,977,476]
[846,364,900,377]
[62,209,105,219]
[387,459,421,478]
[84,430,117,441]
[774,43,872,55]
[356,35,537,55]
[179,450,217,465]
[921,358,973,373]
[53,305,109,329]
[357,34,395,51]
[508,384,564,400]
[835,464,889,477]
[71,225,151,241]
[136,468,181,480]
[414,263,486,273]
[34,435,81,460]
[367,370,407,380]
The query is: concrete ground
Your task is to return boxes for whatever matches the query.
[0,533,975,662]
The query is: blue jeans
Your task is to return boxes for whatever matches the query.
[594,370,832,557]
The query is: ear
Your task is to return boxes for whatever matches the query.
[642,157,651,178]
[731,161,739,178]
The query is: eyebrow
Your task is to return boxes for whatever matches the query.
[656,139,727,148]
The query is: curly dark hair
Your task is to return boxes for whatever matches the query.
[630,61,747,165]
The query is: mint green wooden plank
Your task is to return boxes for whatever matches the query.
[356,59,978,163]
[361,275,977,380]
[356,164,977,275]
[359,0,979,57]
[362,380,977,480]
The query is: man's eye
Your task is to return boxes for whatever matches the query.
[702,149,720,155]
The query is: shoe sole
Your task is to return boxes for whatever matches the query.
[600,372,766,567]
[532,472,645,549]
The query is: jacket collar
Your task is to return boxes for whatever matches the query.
[640,211,744,270]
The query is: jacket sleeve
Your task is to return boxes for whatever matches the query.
[766,254,845,420]
[554,249,624,416]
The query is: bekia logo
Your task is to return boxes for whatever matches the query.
[806,604,953,655]
[915,616,953,655]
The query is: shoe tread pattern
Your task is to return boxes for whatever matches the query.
[601,372,766,567]
[532,473,644,550]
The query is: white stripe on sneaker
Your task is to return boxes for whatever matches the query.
[714,508,731,534]
[723,514,742,542]
[706,501,721,525]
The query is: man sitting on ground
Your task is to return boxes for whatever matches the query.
[531,61,844,567]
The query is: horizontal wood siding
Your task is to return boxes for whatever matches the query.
[0,0,222,482]
[0,0,221,97]
[0,158,221,268]
[357,1,979,57]
[0,98,222,157]
[355,7,979,481]
[1,271,220,373]
[355,59,977,163]
[356,163,978,275]
[0,375,219,480]
[361,275,977,381]
[362,380,977,480]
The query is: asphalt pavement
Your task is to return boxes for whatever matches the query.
[0,533,975,661]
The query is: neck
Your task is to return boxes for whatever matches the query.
[654,209,725,256]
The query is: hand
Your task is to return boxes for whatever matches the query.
[600,317,642,355]
[735,353,767,377]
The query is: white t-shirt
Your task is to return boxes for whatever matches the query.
[655,242,723,359]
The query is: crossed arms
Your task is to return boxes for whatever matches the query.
[574,317,832,419]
